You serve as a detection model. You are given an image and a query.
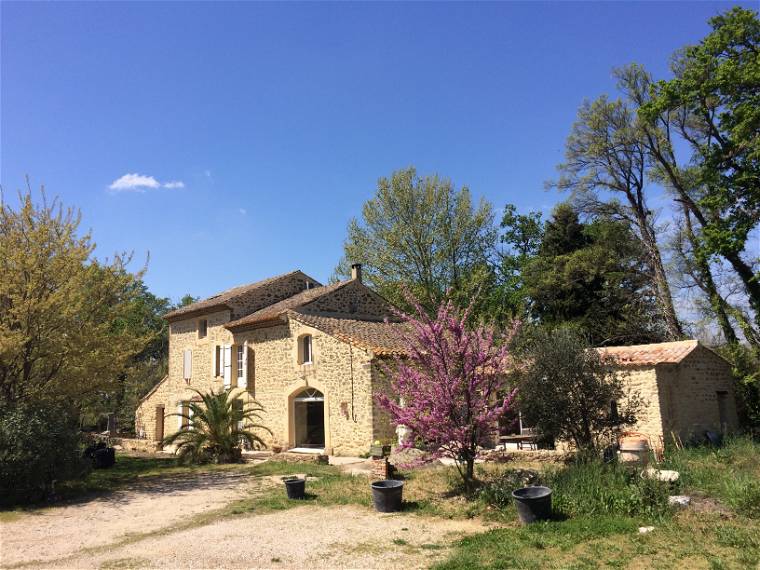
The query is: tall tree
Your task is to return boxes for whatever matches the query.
[635,7,760,325]
[523,204,665,345]
[554,95,683,339]
[0,190,148,405]
[336,167,497,315]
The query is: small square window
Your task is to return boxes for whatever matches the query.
[198,319,208,339]
[237,345,244,379]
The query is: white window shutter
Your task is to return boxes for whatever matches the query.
[183,349,192,380]
[240,342,248,389]
[223,345,232,388]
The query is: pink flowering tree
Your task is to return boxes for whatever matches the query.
[376,297,519,489]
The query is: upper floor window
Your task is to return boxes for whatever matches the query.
[237,345,244,379]
[198,319,208,339]
[298,334,313,365]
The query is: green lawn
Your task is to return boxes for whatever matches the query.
[9,439,759,569]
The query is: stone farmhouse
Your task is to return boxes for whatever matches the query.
[136,267,739,456]
[136,266,405,456]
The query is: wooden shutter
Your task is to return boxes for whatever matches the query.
[230,344,238,388]
[247,346,255,395]
[183,349,192,380]
[223,345,232,387]
[213,345,220,377]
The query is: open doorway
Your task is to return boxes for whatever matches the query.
[293,388,325,450]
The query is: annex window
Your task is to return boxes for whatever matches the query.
[198,319,208,339]
[298,334,313,365]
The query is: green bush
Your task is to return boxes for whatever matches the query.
[0,400,88,505]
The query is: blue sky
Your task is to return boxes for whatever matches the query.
[2,1,754,302]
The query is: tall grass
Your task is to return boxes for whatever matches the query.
[663,436,760,518]
[478,460,671,521]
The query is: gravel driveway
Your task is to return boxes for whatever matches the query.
[1,472,487,569]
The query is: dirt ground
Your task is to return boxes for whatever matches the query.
[0,472,487,569]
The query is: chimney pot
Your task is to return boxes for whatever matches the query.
[351,263,363,282]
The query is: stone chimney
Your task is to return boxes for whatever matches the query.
[351,263,363,282]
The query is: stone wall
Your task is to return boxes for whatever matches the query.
[661,346,739,440]
[137,309,384,456]
[618,366,665,440]
[300,280,395,319]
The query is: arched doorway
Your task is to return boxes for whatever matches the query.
[293,388,325,449]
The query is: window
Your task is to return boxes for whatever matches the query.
[233,399,244,431]
[237,345,244,379]
[183,349,192,380]
[198,319,208,339]
[300,335,313,364]
[214,345,221,377]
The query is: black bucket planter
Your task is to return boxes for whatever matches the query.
[371,480,404,513]
[512,486,552,524]
[93,447,116,469]
[284,478,306,500]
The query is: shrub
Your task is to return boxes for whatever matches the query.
[163,388,270,464]
[514,326,644,451]
[0,400,88,505]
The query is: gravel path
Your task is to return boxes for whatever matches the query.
[0,471,260,568]
[1,473,488,569]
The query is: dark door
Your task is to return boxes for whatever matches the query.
[155,405,165,449]
[306,401,325,446]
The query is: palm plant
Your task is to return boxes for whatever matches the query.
[163,388,270,464]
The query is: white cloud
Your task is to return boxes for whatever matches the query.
[238,208,247,215]
[108,173,185,193]
[109,173,161,192]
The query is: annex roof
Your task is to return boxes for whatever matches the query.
[595,339,722,366]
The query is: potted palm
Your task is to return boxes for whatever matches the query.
[162,388,270,464]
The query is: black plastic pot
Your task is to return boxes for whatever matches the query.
[93,447,116,469]
[371,480,404,513]
[284,478,306,500]
[512,486,552,524]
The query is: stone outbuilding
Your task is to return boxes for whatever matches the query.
[597,340,739,445]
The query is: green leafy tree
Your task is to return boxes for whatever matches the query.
[637,7,760,325]
[0,189,149,405]
[553,94,683,339]
[497,204,543,318]
[523,204,665,345]
[163,388,270,464]
[515,326,644,451]
[335,167,497,316]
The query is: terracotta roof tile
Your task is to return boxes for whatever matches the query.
[595,340,702,366]
[225,281,351,329]
[164,270,317,320]
[287,311,411,356]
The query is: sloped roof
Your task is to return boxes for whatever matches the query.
[164,270,317,320]
[225,281,352,329]
[595,340,721,366]
[288,311,411,356]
